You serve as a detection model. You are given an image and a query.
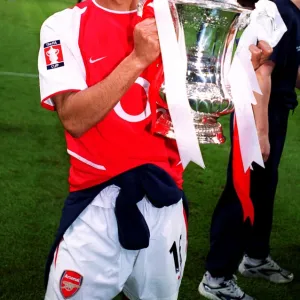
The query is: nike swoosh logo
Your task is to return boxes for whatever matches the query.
[89,56,106,64]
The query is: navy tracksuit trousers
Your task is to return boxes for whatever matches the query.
[205,103,290,278]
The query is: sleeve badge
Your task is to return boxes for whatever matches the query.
[44,40,65,70]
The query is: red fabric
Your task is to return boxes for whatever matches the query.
[54,239,62,267]
[48,1,183,191]
[232,117,254,224]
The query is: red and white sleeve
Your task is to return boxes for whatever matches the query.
[38,10,87,111]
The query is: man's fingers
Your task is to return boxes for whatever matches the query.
[140,18,157,31]
[250,44,262,70]
[249,41,273,70]
[263,153,269,162]
[257,40,273,63]
[138,19,158,35]
[140,18,156,25]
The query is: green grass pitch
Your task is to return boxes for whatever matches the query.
[0,0,299,299]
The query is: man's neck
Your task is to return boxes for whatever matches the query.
[291,0,300,9]
[95,0,138,11]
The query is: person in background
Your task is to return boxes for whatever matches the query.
[199,0,300,299]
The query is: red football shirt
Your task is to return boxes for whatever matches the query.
[38,0,183,191]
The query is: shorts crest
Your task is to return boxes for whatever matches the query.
[60,270,83,299]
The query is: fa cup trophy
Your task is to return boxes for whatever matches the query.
[138,0,252,144]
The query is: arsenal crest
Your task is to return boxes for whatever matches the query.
[60,270,83,299]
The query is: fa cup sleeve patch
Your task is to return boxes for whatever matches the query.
[44,40,65,70]
[60,270,83,299]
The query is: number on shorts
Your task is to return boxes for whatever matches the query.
[169,234,182,274]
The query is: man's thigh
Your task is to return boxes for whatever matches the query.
[45,186,137,300]
[124,199,188,300]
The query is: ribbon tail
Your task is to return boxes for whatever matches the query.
[154,0,205,169]
[228,54,264,171]
[232,117,254,224]
[228,0,287,172]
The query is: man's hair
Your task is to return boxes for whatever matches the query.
[237,0,259,8]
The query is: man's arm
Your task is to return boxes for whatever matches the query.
[53,18,160,138]
[252,61,274,162]
[53,53,146,138]
[296,66,300,89]
[249,41,274,162]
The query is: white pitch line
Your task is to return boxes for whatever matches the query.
[0,71,38,78]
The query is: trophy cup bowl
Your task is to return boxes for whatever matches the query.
[155,0,251,144]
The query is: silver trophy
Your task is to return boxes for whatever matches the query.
[151,0,252,144]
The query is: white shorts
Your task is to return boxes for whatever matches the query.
[45,185,188,300]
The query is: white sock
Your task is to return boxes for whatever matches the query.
[205,271,225,286]
[244,256,264,266]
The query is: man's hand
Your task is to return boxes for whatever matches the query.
[258,132,270,162]
[133,18,161,68]
[250,40,273,71]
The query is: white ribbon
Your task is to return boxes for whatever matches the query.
[228,0,287,171]
[153,0,205,169]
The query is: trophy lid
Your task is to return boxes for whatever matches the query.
[174,0,252,13]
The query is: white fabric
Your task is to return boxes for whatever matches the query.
[153,0,205,169]
[38,7,88,108]
[228,0,287,171]
[45,185,187,300]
